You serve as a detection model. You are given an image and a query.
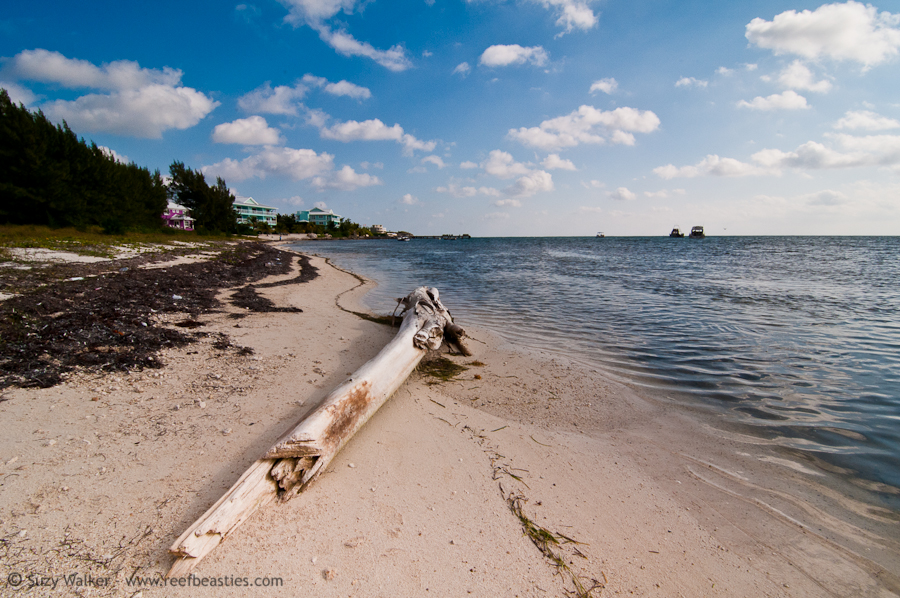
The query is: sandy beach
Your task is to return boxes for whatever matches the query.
[1,245,897,597]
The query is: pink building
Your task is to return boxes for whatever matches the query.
[162,202,194,231]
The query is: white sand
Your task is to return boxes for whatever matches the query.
[0,252,896,597]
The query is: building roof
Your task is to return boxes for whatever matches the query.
[233,196,276,210]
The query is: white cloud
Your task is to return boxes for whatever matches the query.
[453,62,471,76]
[532,0,598,33]
[656,132,900,179]
[311,164,383,190]
[508,105,660,151]
[608,187,636,201]
[314,201,329,210]
[777,60,832,92]
[318,117,436,155]
[716,66,734,76]
[98,146,129,164]
[7,49,182,91]
[737,90,809,110]
[283,195,306,207]
[484,212,511,220]
[479,44,549,67]
[482,150,532,178]
[675,77,708,88]
[203,146,335,181]
[422,155,446,169]
[654,155,772,179]
[212,116,284,145]
[302,73,371,99]
[504,170,554,197]
[399,193,420,205]
[746,1,900,69]
[493,198,522,207]
[44,85,218,139]
[460,160,479,169]
[238,82,307,115]
[277,0,412,71]
[834,110,900,130]
[644,190,669,198]
[315,26,412,71]
[541,153,577,170]
[589,78,617,94]
[435,183,500,197]
[7,49,218,138]
[0,81,38,105]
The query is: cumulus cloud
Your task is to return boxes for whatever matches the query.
[301,73,372,99]
[737,90,809,110]
[533,0,598,33]
[655,132,900,179]
[508,105,660,151]
[493,198,523,207]
[541,154,576,170]
[277,0,412,71]
[675,77,708,88]
[238,82,308,115]
[311,164,383,190]
[608,187,636,201]
[318,118,436,155]
[717,66,735,76]
[504,170,554,197]
[777,60,832,92]
[212,116,284,145]
[589,77,617,94]
[460,160,479,169]
[98,146,129,164]
[422,155,446,169]
[453,62,471,76]
[834,109,900,130]
[745,1,900,69]
[0,81,38,106]
[399,193,420,205]
[482,150,532,178]
[203,146,335,181]
[479,44,549,67]
[654,155,772,179]
[6,49,218,138]
[435,183,501,197]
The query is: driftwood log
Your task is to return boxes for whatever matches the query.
[167,287,469,577]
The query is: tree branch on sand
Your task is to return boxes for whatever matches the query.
[167,287,469,577]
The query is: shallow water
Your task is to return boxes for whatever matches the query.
[294,236,900,510]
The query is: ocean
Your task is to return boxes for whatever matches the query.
[292,236,900,513]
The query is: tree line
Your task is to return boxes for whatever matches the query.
[0,89,237,234]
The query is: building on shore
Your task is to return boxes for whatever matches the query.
[161,202,194,231]
[234,197,277,227]
[295,207,342,227]
[371,224,386,234]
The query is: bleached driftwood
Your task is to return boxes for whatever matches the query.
[167,287,468,577]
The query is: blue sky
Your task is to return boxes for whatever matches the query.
[2,0,899,236]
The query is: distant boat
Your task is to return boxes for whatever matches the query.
[669,227,684,238]
[596,232,605,238]
[689,226,705,239]
[397,235,411,241]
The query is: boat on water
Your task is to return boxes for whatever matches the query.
[669,227,684,238]
[397,235,411,242]
[597,232,605,238]
[689,226,705,239]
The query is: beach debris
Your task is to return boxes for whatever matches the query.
[166,287,470,577]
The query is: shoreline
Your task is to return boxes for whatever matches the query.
[0,246,897,596]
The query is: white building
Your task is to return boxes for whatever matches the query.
[371,224,386,234]
[233,197,277,227]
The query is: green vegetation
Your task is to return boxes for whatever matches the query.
[166,161,237,234]
[274,213,375,238]
[0,90,168,233]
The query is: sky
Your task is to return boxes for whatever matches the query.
[2,0,900,236]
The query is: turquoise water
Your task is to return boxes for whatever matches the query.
[293,236,900,510]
